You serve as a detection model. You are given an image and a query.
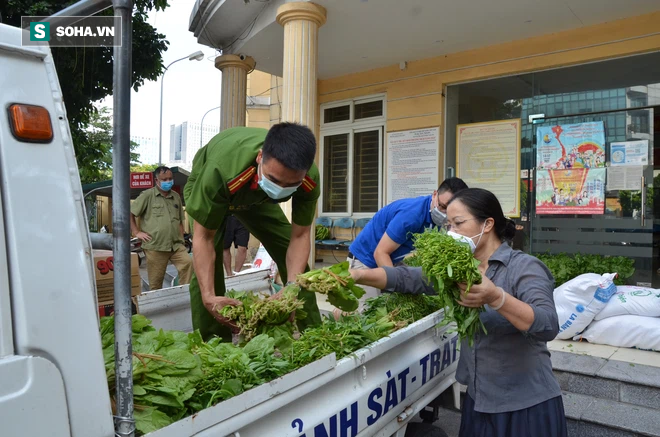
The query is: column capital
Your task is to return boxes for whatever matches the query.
[214,54,256,72]
[276,2,327,27]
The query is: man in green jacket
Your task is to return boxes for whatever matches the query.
[184,122,322,341]
[130,166,192,290]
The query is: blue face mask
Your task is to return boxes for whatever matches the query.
[159,180,173,191]
[258,165,300,200]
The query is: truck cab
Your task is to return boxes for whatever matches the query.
[0,23,115,437]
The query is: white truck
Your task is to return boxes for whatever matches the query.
[0,21,459,437]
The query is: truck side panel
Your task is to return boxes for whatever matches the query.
[0,24,114,437]
[0,356,72,436]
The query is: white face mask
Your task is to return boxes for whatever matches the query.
[447,222,486,253]
[430,207,447,227]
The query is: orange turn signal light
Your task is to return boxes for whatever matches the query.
[8,104,53,143]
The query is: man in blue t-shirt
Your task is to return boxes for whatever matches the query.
[346,177,467,312]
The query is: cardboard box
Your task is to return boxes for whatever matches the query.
[93,249,141,304]
[93,250,139,281]
[98,297,139,317]
[96,275,141,303]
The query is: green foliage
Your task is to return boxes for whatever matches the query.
[220,286,306,342]
[534,253,635,286]
[131,163,161,173]
[102,315,292,435]
[402,253,422,267]
[315,225,330,240]
[289,311,405,368]
[363,292,444,324]
[1,0,170,183]
[103,307,416,434]
[296,262,366,312]
[413,228,485,345]
[80,107,142,184]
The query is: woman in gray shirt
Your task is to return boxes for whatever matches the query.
[351,188,567,437]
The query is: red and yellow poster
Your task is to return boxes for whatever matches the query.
[536,168,605,215]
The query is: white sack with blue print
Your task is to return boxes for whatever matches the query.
[594,286,660,320]
[574,315,660,351]
[553,273,617,340]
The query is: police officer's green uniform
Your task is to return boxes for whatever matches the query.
[184,127,322,341]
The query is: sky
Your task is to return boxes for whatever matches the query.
[101,0,222,157]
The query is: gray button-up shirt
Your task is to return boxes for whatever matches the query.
[383,243,561,413]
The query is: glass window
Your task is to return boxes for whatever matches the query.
[324,105,350,123]
[322,134,349,213]
[352,130,380,213]
[355,100,383,119]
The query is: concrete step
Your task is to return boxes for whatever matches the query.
[563,392,660,437]
[552,351,660,411]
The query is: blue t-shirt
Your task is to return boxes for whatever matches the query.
[349,195,433,268]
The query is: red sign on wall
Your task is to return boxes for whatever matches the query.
[130,172,154,189]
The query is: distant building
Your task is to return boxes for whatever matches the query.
[130,135,159,165]
[169,121,220,168]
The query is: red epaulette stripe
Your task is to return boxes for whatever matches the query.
[228,167,256,194]
[301,175,317,192]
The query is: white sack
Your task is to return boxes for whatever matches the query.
[554,273,617,339]
[594,286,660,320]
[574,315,660,351]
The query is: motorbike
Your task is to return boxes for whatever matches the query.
[130,237,146,266]
[184,233,193,253]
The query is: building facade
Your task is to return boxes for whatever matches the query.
[168,121,220,168]
[130,135,160,166]
[191,1,660,283]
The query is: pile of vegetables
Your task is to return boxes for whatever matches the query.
[103,288,445,435]
[102,316,294,435]
[219,285,306,341]
[315,224,330,240]
[363,292,444,324]
[296,261,365,312]
[413,228,485,345]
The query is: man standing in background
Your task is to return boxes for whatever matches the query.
[223,215,250,276]
[130,166,193,290]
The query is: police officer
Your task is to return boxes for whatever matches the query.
[184,122,322,341]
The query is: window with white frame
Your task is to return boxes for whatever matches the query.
[319,96,385,216]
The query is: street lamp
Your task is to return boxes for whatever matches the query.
[158,50,205,165]
[200,105,221,147]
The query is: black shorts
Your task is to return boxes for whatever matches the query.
[223,216,249,249]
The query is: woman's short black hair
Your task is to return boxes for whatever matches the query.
[262,122,317,171]
[448,188,516,241]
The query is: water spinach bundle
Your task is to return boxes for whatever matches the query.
[296,261,365,312]
[413,228,486,345]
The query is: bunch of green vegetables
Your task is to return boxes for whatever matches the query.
[101,315,204,435]
[290,311,406,368]
[363,292,444,324]
[102,315,293,436]
[315,224,330,240]
[535,252,635,286]
[296,261,365,312]
[402,253,422,267]
[219,286,306,341]
[188,333,291,411]
[413,228,485,345]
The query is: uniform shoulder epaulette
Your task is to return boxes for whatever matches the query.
[301,174,317,193]
[228,166,256,194]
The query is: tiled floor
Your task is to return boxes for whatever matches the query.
[549,339,660,368]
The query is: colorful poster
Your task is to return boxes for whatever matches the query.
[610,140,649,166]
[536,168,605,215]
[456,119,521,217]
[536,122,606,170]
